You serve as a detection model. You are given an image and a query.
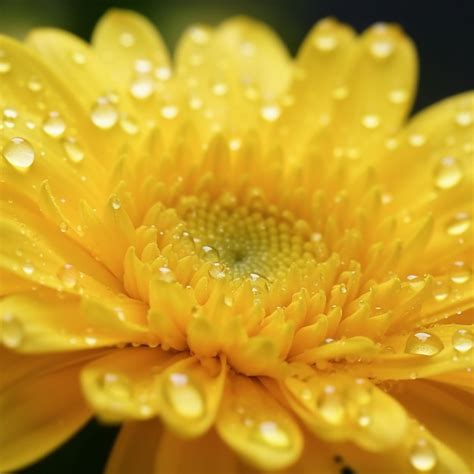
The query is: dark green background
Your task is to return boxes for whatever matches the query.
[1,0,472,472]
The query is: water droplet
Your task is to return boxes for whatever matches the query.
[452,328,473,354]
[388,88,408,104]
[109,196,121,210]
[200,245,219,262]
[43,112,66,138]
[361,114,380,129]
[446,212,471,236]
[27,77,43,92]
[22,262,34,275]
[155,66,172,81]
[1,313,24,348]
[58,263,78,289]
[260,104,281,122]
[120,115,139,135]
[0,56,11,74]
[332,86,348,100]
[455,111,473,127]
[99,372,132,400]
[209,262,227,280]
[160,104,179,120]
[405,331,444,356]
[72,51,87,65]
[130,74,155,100]
[119,32,135,48]
[2,137,35,171]
[258,421,290,448]
[450,261,471,284]
[434,156,462,190]
[59,221,69,233]
[313,34,338,52]
[189,26,210,45]
[211,81,228,96]
[370,40,394,60]
[134,58,152,73]
[409,134,426,147]
[317,385,346,425]
[62,137,84,163]
[409,438,437,472]
[163,372,204,419]
[91,97,118,129]
[157,267,176,283]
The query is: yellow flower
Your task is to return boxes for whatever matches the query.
[0,8,473,474]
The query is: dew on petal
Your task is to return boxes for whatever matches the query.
[91,97,119,129]
[163,372,205,419]
[369,39,394,60]
[161,104,179,120]
[260,104,281,122]
[119,32,135,48]
[258,421,291,448]
[446,212,471,236]
[58,263,78,289]
[209,262,227,280]
[62,137,85,163]
[452,328,473,354]
[313,34,338,52]
[22,262,35,275]
[43,112,66,138]
[99,372,132,400]
[449,261,471,284]
[109,196,122,210]
[454,111,473,127]
[405,332,444,356]
[157,267,176,283]
[2,137,35,171]
[388,88,408,104]
[1,313,24,348]
[317,385,345,425]
[433,156,462,190]
[409,438,437,472]
[361,114,380,129]
[200,245,220,262]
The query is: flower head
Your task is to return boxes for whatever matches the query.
[0,9,473,474]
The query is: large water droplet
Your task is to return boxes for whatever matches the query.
[161,104,179,120]
[1,313,24,348]
[452,328,473,354]
[99,372,132,400]
[446,212,471,236]
[409,438,437,472]
[22,262,35,275]
[58,263,78,289]
[260,104,281,122]
[157,267,176,283]
[258,421,291,448]
[200,245,220,263]
[43,112,66,138]
[450,261,472,284]
[434,156,462,190]
[62,137,84,163]
[317,385,346,425]
[163,372,204,419]
[405,331,444,356]
[2,137,35,171]
[209,262,227,280]
[130,75,155,100]
[91,97,118,129]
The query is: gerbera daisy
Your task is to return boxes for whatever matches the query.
[0,8,473,474]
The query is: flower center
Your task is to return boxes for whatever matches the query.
[177,193,324,281]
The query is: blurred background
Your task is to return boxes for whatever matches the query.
[1,0,472,472]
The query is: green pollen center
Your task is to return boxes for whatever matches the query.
[177,194,323,280]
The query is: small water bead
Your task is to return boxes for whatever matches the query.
[409,134,426,147]
[361,114,380,129]
[313,34,338,52]
[189,26,210,45]
[157,267,176,283]
[260,104,281,122]
[200,245,220,262]
[109,196,122,210]
[91,97,119,129]
[452,328,473,354]
[0,56,11,74]
[446,212,471,236]
[155,66,172,81]
[1,313,24,348]
[134,58,153,74]
[119,32,135,48]
[43,112,66,138]
[405,331,444,356]
[59,221,69,233]
[120,115,139,135]
[388,88,408,104]
[211,82,229,96]
[164,372,204,419]
[58,263,78,289]
[409,438,437,472]
[27,77,43,92]
[258,421,291,448]
[455,111,473,127]
[72,51,87,65]
[369,39,395,60]
[450,261,472,284]
[209,262,227,280]
[2,137,35,171]
[332,86,349,100]
[3,107,18,120]
[100,372,132,400]
[22,262,34,275]
[432,279,450,302]
[62,137,84,163]
[161,104,179,120]
[317,385,346,425]
[433,156,462,190]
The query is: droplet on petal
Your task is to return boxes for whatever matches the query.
[361,114,380,129]
[130,75,155,100]
[258,421,291,448]
[405,331,444,356]
[433,156,462,190]
[317,385,346,425]
[409,438,437,472]
[99,372,132,400]
[1,313,24,348]
[260,104,281,122]
[452,328,473,354]
[163,372,205,419]
[450,261,471,284]
[58,263,78,289]
[43,112,66,138]
[157,267,176,283]
[62,137,85,163]
[446,212,471,236]
[91,97,119,129]
[2,137,35,171]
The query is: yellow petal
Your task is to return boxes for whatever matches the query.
[280,371,407,451]
[395,380,474,471]
[155,428,239,474]
[216,374,303,471]
[0,347,92,472]
[81,347,183,422]
[156,355,226,438]
[105,419,162,474]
